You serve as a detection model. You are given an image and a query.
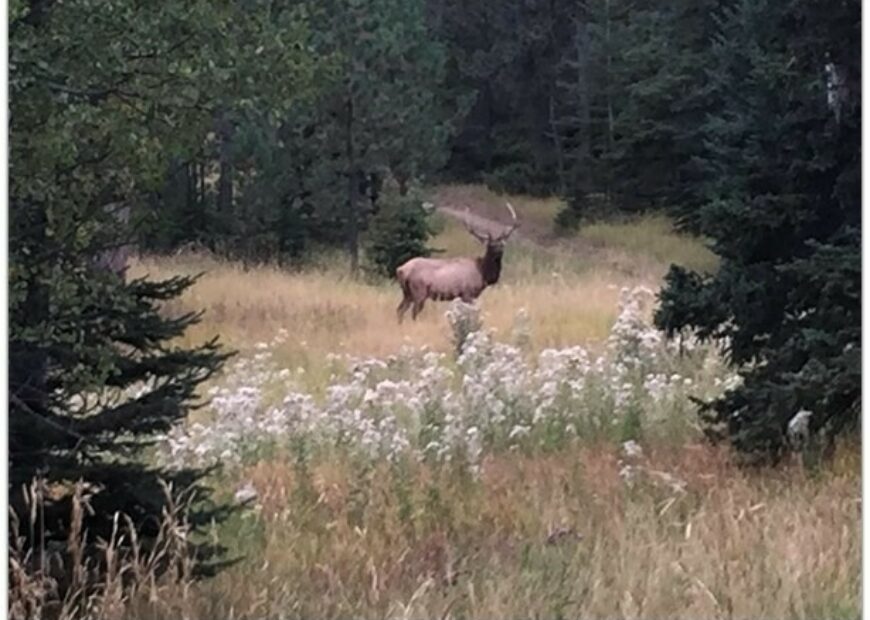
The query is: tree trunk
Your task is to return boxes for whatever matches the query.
[548,92,567,195]
[483,82,494,171]
[199,161,206,210]
[185,162,197,233]
[93,202,131,279]
[395,169,409,196]
[604,0,614,203]
[217,109,234,220]
[11,205,50,425]
[575,21,591,202]
[345,92,359,275]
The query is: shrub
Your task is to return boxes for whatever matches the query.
[446,300,483,357]
[363,190,434,278]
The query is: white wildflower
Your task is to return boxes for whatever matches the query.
[621,440,644,459]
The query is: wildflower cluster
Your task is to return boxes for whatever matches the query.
[160,288,740,472]
[445,300,483,356]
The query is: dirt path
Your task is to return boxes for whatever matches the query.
[432,185,555,244]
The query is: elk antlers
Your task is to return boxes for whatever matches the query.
[497,202,519,241]
[463,202,519,243]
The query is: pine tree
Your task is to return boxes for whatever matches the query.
[306,0,450,273]
[9,0,239,552]
[435,0,576,195]
[363,189,434,278]
[554,0,720,225]
[654,0,861,459]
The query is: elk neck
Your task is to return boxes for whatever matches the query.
[477,246,503,285]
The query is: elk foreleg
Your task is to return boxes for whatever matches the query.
[397,293,412,323]
[411,297,427,320]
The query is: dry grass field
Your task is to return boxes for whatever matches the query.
[13,186,859,620]
[131,184,717,371]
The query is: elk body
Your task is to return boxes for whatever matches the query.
[395,203,519,322]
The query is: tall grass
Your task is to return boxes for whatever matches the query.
[132,246,637,374]
[200,444,860,620]
[12,446,859,619]
[9,480,199,620]
[579,214,719,274]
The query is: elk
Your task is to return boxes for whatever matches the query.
[395,203,519,323]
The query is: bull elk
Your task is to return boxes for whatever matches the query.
[395,203,519,322]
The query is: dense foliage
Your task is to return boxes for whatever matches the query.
[135,0,738,258]
[138,0,451,270]
[654,0,861,459]
[363,190,434,278]
[8,0,247,556]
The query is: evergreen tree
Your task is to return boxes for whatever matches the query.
[363,189,434,278]
[306,0,450,273]
[654,0,861,459]
[555,0,720,225]
[138,0,452,268]
[9,0,238,551]
[553,0,627,224]
[435,0,576,195]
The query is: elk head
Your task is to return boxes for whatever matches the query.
[463,202,519,285]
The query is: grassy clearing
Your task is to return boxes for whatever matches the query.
[430,183,564,234]
[431,184,718,275]
[132,236,636,375]
[192,444,859,620]
[579,214,719,275]
[131,187,712,369]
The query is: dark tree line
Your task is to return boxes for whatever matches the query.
[135,0,761,264]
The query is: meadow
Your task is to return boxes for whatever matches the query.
[11,186,859,620]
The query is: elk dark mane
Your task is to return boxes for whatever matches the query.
[477,247,503,285]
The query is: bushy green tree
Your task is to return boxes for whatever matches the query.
[137,0,452,269]
[364,190,434,277]
[434,0,576,195]
[130,0,323,263]
[305,0,449,272]
[553,0,720,226]
[9,0,242,554]
[654,0,861,459]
